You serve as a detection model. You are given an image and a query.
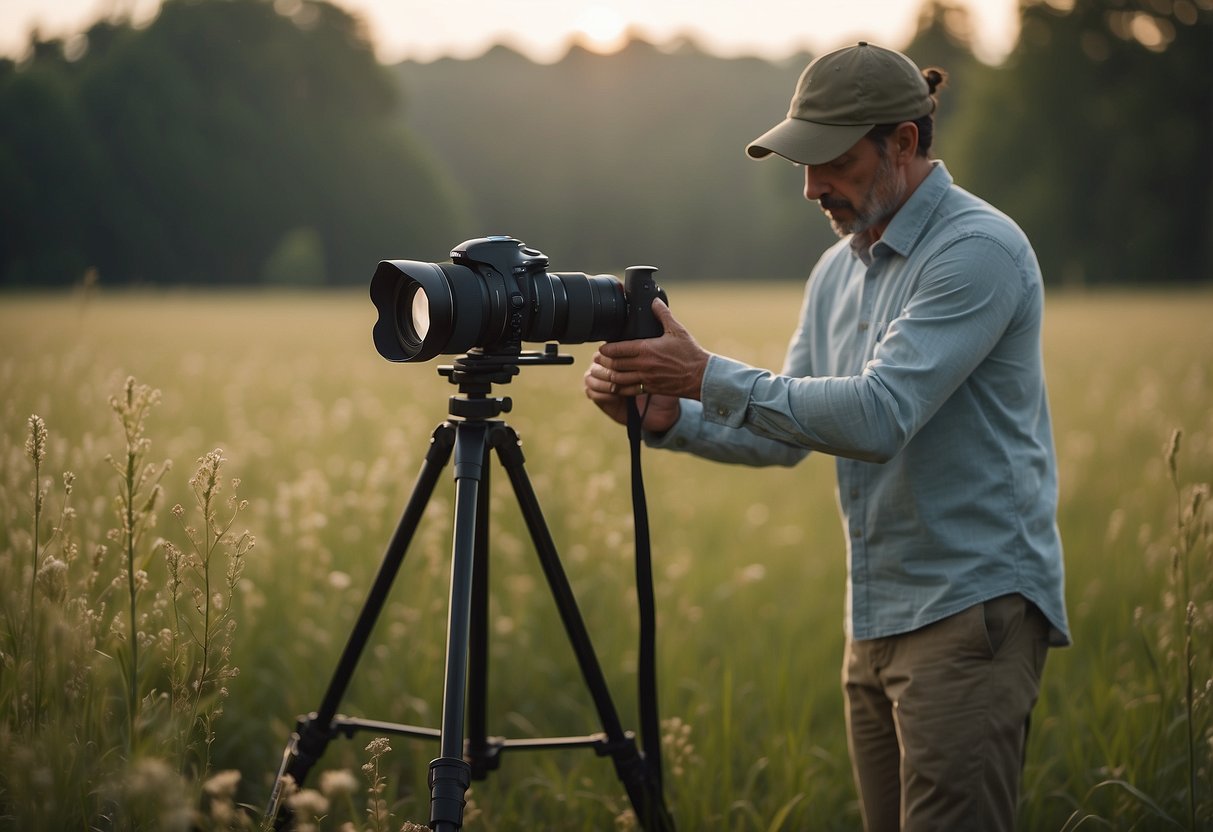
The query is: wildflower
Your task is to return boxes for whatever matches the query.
[361,737,393,830]
[202,769,242,799]
[318,769,359,798]
[275,774,299,801]
[36,556,68,603]
[364,737,391,758]
[1165,428,1182,481]
[614,808,639,830]
[26,414,47,465]
[287,788,330,819]
[190,449,227,503]
[1189,484,1208,523]
[661,717,698,778]
[112,757,191,831]
[738,563,767,584]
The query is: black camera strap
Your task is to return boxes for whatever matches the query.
[626,398,663,789]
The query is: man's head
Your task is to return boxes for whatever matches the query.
[747,42,946,239]
[746,42,942,166]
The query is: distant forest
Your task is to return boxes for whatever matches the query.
[1,0,1210,286]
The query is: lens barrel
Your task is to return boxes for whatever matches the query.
[531,271,627,344]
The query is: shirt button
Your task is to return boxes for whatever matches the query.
[850,488,859,499]
[851,528,862,538]
[858,322,869,332]
[716,406,731,417]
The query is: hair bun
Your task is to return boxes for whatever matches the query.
[923,67,948,95]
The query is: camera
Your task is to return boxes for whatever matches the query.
[370,236,667,362]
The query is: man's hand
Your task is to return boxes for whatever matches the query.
[583,299,709,432]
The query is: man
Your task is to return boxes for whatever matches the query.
[584,42,1070,831]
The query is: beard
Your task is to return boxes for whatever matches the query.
[818,150,906,239]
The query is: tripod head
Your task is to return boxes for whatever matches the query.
[438,344,575,420]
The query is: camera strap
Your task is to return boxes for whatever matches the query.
[626,398,664,788]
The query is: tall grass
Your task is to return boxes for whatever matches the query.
[0,285,1210,829]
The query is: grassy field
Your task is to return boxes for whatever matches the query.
[1,284,1211,830]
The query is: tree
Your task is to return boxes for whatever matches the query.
[902,0,988,161]
[946,0,1213,285]
[0,44,105,285]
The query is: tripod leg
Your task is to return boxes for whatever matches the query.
[465,441,494,778]
[429,420,490,832]
[265,422,455,827]
[490,424,676,831]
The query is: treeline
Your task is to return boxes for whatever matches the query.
[1,0,1209,286]
[0,0,466,285]
[394,42,826,281]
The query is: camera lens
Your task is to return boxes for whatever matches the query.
[407,284,431,340]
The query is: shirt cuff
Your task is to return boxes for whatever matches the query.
[643,399,703,451]
[701,353,764,428]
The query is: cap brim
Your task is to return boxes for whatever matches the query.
[745,118,872,166]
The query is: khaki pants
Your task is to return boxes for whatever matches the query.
[843,594,1050,832]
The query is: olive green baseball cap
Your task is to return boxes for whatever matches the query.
[746,42,932,165]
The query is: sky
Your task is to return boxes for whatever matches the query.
[1,0,1022,64]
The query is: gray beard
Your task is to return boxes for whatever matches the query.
[823,152,906,239]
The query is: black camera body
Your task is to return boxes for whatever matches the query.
[371,236,667,363]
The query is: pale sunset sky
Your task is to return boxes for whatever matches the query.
[2,0,1021,64]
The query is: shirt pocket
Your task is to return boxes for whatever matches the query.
[866,321,889,360]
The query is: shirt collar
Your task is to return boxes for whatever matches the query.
[853,161,952,264]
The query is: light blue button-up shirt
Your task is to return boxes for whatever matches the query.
[650,162,1070,645]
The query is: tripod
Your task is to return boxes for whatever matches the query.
[265,348,674,831]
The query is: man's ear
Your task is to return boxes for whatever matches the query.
[894,121,920,163]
